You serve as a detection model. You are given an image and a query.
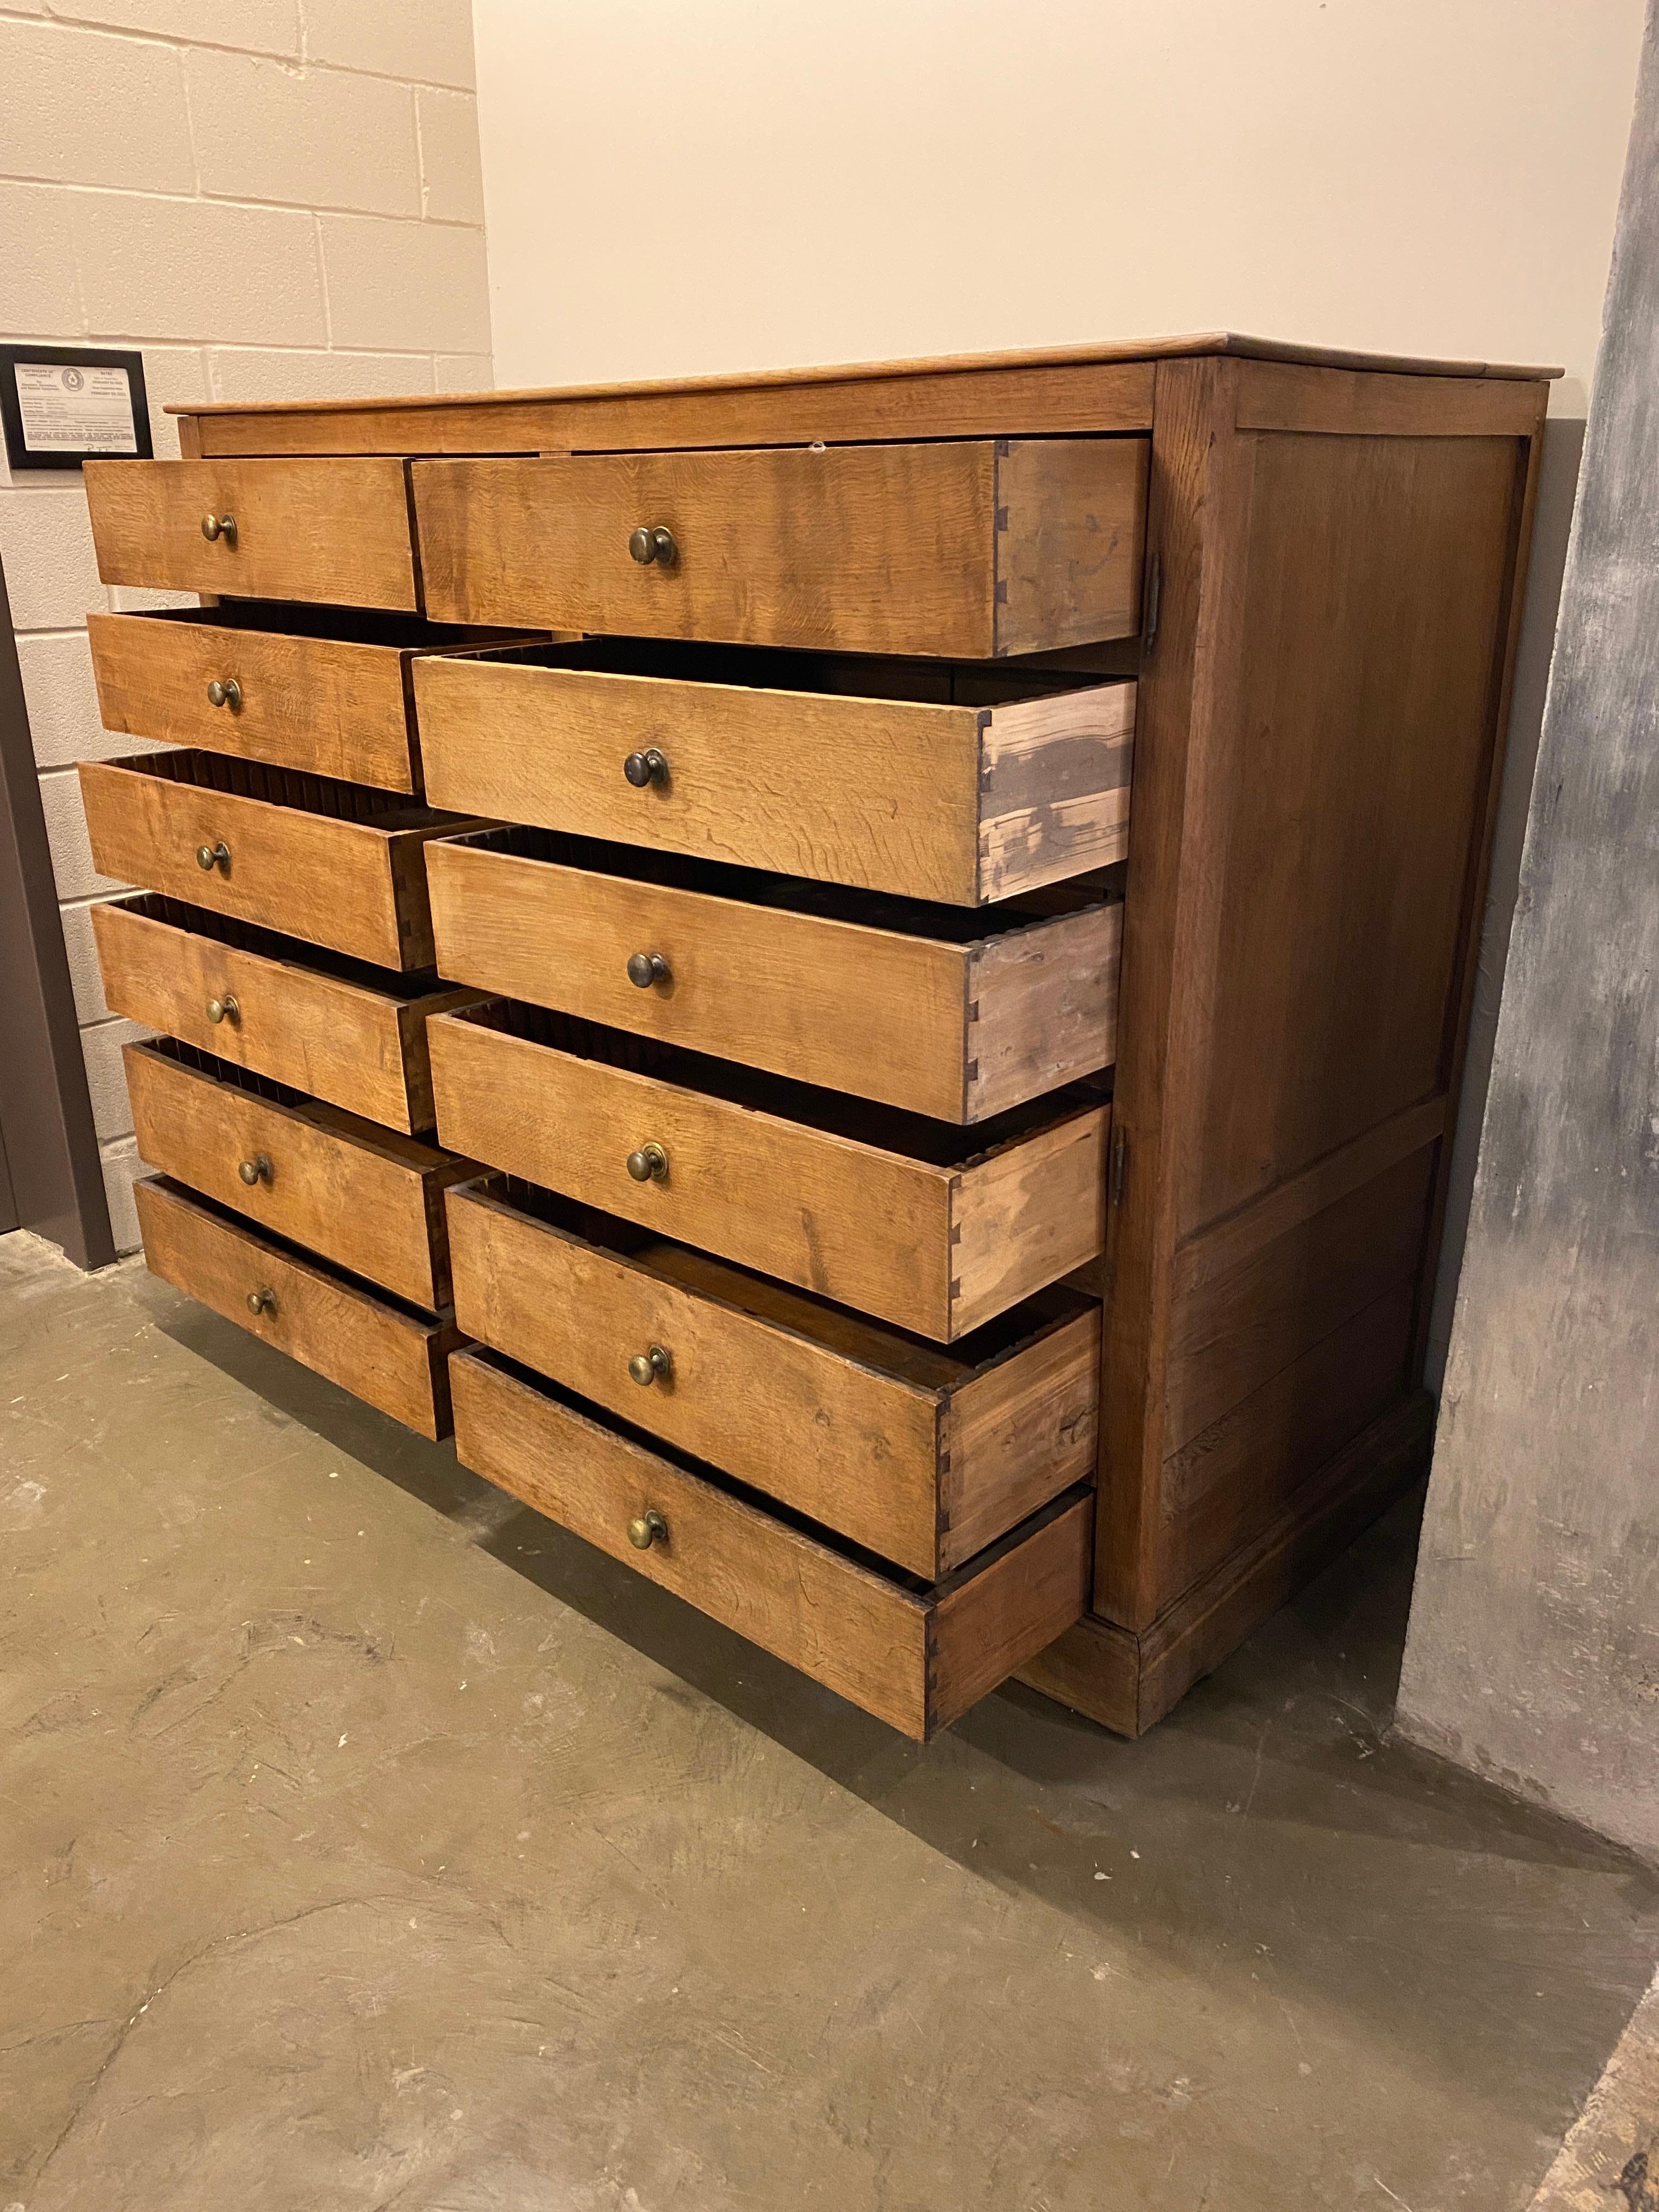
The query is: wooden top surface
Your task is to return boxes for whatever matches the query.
[167,332,1561,420]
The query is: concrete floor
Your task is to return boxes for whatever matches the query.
[2,1230,1656,2212]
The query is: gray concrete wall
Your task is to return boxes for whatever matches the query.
[1396,3,1659,1861]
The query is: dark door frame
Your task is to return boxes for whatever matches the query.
[0,551,116,1268]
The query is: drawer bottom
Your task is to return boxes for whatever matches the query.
[450,1346,1092,1739]
[135,1176,465,1440]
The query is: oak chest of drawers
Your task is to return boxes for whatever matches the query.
[80,334,1552,1740]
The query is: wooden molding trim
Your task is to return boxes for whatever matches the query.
[1017,1388,1436,1735]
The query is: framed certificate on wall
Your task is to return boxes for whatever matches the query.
[0,345,153,472]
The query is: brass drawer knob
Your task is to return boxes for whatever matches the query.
[206,678,242,710]
[628,524,677,567]
[625,1141,668,1183]
[238,1153,272,1186]
[205,994,240,1025]
[623,747,668,789]
[196,840,230,873]
[201,512,238,545]
[628,1344,672,1388]
[628,1508,668,1550]
[626,950,670,989]
[246,1286,276,1316]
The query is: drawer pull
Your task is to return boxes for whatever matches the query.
[627,1344,673,1389]
[627,524,678,568]
[206,677,242,710]
[625,950,671,989]
[205,994,240,1025]
[627,1508,668,1550]
[196,840,231,873]
[625,1141,669,1183]
[246,1286,276,1316]
[200,512,238,546]
[237,1153,273,1187]
[623,747,669,789]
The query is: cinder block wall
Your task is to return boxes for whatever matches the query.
[0,0,493,1254]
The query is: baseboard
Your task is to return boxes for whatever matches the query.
[1015,1389,1436,1735]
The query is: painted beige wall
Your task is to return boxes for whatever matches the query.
[0,0,490,1252]
[472,0,1643,1385]
[473,0,1639,408]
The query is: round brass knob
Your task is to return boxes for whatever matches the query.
[628,1344,673,1388]
[206,678,242,710]
[627,1508,668,1550]
[205,994,240,1025]
[196,840,230,873]
[201,513,238,545]
[246,1286,276,1316]
[623,747,669,789]
[628,524,678,567]
[626,950,670,989]
[625,1141,668,1183]
[238,1154,272,1187]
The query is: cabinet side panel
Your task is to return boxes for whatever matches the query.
[1176,429,1523,1232]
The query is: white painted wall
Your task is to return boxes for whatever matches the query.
[0,0,490,1252]
[472,0,1645,1385]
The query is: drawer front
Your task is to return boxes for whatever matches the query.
[452,1348,1093,1737]
[414,651,1136,908]
[84,457,419,610]
[88,611,421,793]
[79,752,456,969]
[426,834,1119,1122]
[414,439,1147,658]
[446,1177,1099,1577]
[136,1178,462,1438]
[126,1041,463,1308]
[91,896,472,1135]
[427,1005,1108,1340]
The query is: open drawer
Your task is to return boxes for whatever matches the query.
[88,603,534,794]
[84,456,421,610]
[427,1001,1108,1342]
[79,749,484,969]
[136,1177,465,1440]
[446,1172,1099,1578]
[425,825,1120,1122]
[413,637,1135,905]
[413,437,1148,657]
[126,1039,472,1309]
[91,895,479,1135]
[450,1346,1093,1739]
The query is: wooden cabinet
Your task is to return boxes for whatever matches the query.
[83,334,1553,1739]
